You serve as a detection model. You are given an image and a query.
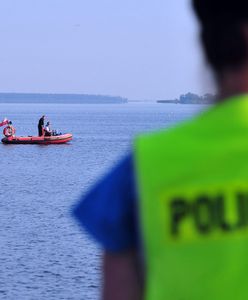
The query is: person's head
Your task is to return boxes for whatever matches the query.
[42,115,45,119]
[46,122,50,126]
[192,0,248,79]
[8,121,12,125]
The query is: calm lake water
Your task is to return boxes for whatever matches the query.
[0,102,206,300]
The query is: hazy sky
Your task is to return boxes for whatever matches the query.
[0,0,215,100]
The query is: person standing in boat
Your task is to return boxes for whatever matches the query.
[38,115,45,136]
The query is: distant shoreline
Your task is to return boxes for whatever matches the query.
[0,93,128,104]
[157,92,215,105]
[157,100,210,105]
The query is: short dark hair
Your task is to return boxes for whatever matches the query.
[192,0,248,73]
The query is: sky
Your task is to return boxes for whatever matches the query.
[0,0,215,100]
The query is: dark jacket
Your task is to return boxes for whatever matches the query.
[38,117,44,128]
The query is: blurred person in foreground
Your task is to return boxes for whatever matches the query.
[73,0,248,299]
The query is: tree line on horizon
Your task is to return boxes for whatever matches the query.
[0,92,128,104]
[158,92,216,104]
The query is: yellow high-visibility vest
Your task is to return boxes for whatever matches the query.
[135,95,248,300]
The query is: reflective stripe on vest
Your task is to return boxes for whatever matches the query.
[135,94,248,300]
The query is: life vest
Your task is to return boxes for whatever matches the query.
[135,94,248,300]
[3,126,16,137]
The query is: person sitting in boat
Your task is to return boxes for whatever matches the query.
[44,122,52,136]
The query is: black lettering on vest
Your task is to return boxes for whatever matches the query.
[236,193,248,228]
[170,198,190,236]
[169,191,248,239]
[193,196,213,234]
[214,195,233,231]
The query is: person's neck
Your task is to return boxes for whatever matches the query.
[218,64,248,102]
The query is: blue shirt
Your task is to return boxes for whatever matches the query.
[73,153,138,252]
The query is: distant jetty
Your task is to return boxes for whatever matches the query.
[0,93,128,104]
[157,92,215,105]
[157,99,179,104]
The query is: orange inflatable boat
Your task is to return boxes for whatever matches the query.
[2,133,73,144]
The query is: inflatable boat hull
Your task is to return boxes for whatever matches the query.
[2,133,72,144]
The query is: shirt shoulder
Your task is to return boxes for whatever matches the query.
[72,153,138,252]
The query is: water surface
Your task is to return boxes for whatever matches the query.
[0,103,206,299]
